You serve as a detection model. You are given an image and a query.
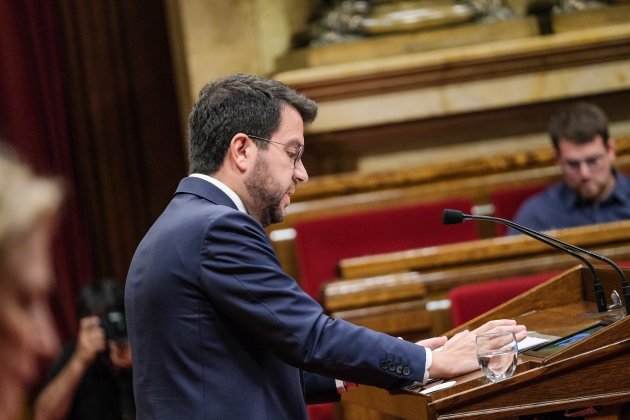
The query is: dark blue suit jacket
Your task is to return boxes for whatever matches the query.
[125,177,427,420]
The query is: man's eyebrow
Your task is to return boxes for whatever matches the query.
[284,138,304,148]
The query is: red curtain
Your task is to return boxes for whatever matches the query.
[0,0,93,340]
[0,0,186,341]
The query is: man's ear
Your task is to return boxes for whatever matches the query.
[228,133,255,172]
[608,137,617,159]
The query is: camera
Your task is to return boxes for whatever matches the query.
[78,279,127,342]
[101,309,127,342]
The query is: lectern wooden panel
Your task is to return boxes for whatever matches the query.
[342,266,630,419]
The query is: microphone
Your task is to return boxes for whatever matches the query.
[442,209,627,314]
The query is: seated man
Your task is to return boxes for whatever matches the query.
[511,102,630,233]
[34,280,133,420]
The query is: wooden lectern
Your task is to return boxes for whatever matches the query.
[341,265,630,419]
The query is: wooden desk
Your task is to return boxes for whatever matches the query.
[341,267,630,419]
[339,220,630,280]
[323,221,630,340]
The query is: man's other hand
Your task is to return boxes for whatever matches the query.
[428,319,526,379]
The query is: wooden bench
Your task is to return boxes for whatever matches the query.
[291,135,630,203]
[323,220,630,340]
[271,140,630,287]
[282,136,630,223]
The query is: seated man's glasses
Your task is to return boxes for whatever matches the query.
[561,154,606,172]
[247,134,304,168]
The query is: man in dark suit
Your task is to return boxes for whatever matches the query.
[125,74,526,420]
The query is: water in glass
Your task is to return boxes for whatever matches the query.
[476,331,518,383]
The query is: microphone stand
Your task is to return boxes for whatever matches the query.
[444,210,612,313]
[470,213,630,315]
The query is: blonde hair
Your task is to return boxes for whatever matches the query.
[0,144,63,251]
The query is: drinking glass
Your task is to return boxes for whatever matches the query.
[476,331,518,383]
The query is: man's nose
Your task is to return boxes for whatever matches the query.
[578,161,593,177]
[294,159,309,183]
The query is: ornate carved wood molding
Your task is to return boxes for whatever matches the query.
[276,11,630,102]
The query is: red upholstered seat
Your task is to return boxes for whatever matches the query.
[294,198,478,299]
[449,272,557,326]
[308,404,335,420]
[491,184,547,235]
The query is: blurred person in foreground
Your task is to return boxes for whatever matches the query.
[125,74,527,420]
[511,102,630,233]
[0,143,61,420]
[34,280,133,420]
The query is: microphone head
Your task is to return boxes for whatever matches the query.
[443,209,465,224]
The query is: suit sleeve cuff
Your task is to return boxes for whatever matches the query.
[423,346,432,382]
[401,346,433,392]
[335,379,346,393]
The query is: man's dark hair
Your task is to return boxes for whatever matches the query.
[548,102,610,150]
[188,73,318,174]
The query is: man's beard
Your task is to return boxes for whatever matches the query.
[578,183,603,201]
[576,176,612,203]
[244,157,285,227]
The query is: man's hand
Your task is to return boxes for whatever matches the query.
[471,319,528,342]
[73,316,106,366]
[428,319,526,379]
[109,341,132,369]
[416,336,447,350]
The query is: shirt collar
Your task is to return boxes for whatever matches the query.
[189,173,247,213]
[611,172,630,206]
[561,171,630,208]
